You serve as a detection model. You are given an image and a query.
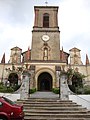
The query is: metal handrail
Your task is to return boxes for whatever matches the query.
[73,93,90,104]
[69,92,90,110]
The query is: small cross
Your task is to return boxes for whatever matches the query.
[45,0,48,6]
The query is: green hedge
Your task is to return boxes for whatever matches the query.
[29,88,36,94]
[12,85,21,91]
[0,83,20,93]
[52,88,60,94]
[83,85,90,94]
[0,86,14,93]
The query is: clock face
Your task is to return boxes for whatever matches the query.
[42,35,49,42]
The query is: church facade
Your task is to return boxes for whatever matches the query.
[0,5,90,91]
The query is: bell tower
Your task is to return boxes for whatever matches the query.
[31,6,60,61]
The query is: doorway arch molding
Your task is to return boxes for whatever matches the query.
[35,67,55,90]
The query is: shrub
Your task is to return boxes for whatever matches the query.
[0,86,14,93]
[12,85,21,91]
[6,87,14,93]
[75,87,84,94]
[52,88,60,94]
[0,82,19,93]
[0,83,6,93]
[29,88,36,94]
[83,85,90,94]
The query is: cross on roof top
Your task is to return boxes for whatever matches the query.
[45,0,48,6]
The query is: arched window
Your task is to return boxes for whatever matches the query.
[43,13,49,28]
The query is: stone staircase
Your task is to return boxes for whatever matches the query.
[17,98,90,120]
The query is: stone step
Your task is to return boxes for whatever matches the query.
[22,101,77,104]
[17,98,73,102]
[24,106,85,111]
[23,104,81,107]
[24,116,89,120]
[24,116,90,120]
[24,109,87,114]
[24,113,90,117]
[17,98,90,120]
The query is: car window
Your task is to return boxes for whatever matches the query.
[0,102,3,107]
[2,97,15,105]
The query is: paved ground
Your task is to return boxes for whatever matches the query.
[30,91,59,98]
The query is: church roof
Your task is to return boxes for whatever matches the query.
[11,46,22,51]
[69,47,81,52]
[34,6,58,9]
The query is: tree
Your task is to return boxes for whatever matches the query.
[66,68,86,93]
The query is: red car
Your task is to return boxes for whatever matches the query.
[0,96,24,120]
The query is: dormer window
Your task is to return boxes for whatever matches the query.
[43,13,49,28]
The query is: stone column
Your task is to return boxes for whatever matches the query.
[55,66,61,87]
[56,71,59,87]
[20,74,29,100]
[34,9,39,27]
[54,9,58,27]
[29,65,35,88]
[60,74,69,100]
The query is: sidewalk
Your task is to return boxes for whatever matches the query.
[30,91,59,98]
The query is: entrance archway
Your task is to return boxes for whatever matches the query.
[38,72,52,91]
[8,73,18,86]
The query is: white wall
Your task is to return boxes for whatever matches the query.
[69,95,90,110]
[0,93,20,101]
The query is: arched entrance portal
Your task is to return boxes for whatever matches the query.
[8,73,18,86]
[38,72,52,91]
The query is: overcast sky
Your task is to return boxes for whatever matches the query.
[0,0,90,64]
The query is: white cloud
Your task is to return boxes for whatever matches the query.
[0,22,31,61]
[0,0,90,64]
[59,0,90,63]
